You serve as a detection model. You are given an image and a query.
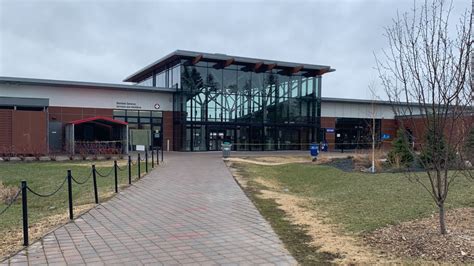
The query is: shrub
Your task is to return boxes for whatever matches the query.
[0,182,20,204]
[388,128,414,168]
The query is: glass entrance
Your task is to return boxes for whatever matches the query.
[208,129,225,151]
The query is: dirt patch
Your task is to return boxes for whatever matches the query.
[229,162,394,264]
[365,208,474,263]
[0,204,94,260]
[256,189,394,265]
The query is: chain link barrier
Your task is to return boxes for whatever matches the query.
[95,167,114,178]
[71,170,93,185]
[116,163,127,171]
[26,176,67,198]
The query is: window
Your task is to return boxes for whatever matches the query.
[155,71,166,87]
[137,76,153,86]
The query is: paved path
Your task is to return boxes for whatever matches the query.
[3,153,295,265]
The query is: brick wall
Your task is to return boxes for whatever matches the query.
[0,109,47,155]
[49,107,113,123]
[162,111,173,151]
[321,117,336,151]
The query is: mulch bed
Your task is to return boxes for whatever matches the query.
[365,208,474,263]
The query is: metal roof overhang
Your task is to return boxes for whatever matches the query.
[68,116,128,126]
[0,76,176,93]
[124,50,335,83]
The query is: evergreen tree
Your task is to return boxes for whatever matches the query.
[388,128,413,167]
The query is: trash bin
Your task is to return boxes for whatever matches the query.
[222,142,232,158]
[310,143,319,161]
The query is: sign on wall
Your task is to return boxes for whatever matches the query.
[326,128,335,133]
[116,102,142,109]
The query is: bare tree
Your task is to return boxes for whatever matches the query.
[376,0,472,234]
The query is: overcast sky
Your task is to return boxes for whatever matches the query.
[0,0,470,100]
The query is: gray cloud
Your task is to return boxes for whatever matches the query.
[0,0,470,99]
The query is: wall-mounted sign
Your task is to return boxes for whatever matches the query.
[116,102,142,109]
[154,103,160,109]
[326,128,335,133]
[381,133,391,140]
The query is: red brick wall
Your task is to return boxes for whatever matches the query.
[380,119,398,151]
[49,106,113,123]
[0,110,47,155]
[162,111,173,151]
[0,110,13,154]
[12,110,47,155]
[321,117,336,151]
[399,115,473,151]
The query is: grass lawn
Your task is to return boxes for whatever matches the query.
[235,162,474,234]
[0,159,151,257]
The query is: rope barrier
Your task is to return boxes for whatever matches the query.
[95,167,114,177]
[0,188,21,216]
[71,171,93,185]
[27,177,67,198]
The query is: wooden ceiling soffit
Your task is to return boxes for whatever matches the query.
[192,54,203,65]
[290,65,304,74]
[254,62,264,71]
[223,58,235,67]
[266,64,277,71]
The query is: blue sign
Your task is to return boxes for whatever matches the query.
[326,128,335,133]
[382,133,391,140]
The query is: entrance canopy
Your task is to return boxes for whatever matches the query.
[65,116,128,155]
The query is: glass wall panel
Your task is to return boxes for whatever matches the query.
[137,76,153,86]
[156,71,166,87]
[174,62,322,151]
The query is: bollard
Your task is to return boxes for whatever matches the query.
[151,149,154,168]
[137,153,141,179]
[145,149,148,173]
[67,170,73,220]
[157,148,159,165]
[128,155,132,185]
[161,146,164,162]
[114,160,118,193]
[21,180,28,246]
[92,165,98,204]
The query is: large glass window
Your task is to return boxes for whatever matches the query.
[174,61,321,151]
[137,76,153,86]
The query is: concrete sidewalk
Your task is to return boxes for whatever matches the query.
[2,152,295,265]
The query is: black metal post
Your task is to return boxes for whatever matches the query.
[92,165,98,204]
[114,160,118,193]
[137,153,141,179]
[128,155,132,185]
[21,180,28,246]
[151,149,154,168]
[161,146,164,162]
[145,149,148,173]
[67,170,73,220]
[157,148,159,165]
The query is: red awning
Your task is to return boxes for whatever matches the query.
[68,116,128,126]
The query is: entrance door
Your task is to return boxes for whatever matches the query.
[208,129,225,151]
[49,121,63,152]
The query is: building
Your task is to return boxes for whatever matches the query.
[0,50,403,155]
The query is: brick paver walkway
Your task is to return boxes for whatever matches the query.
[2,152,295,265]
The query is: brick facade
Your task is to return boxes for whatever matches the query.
[162,111,174,151]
